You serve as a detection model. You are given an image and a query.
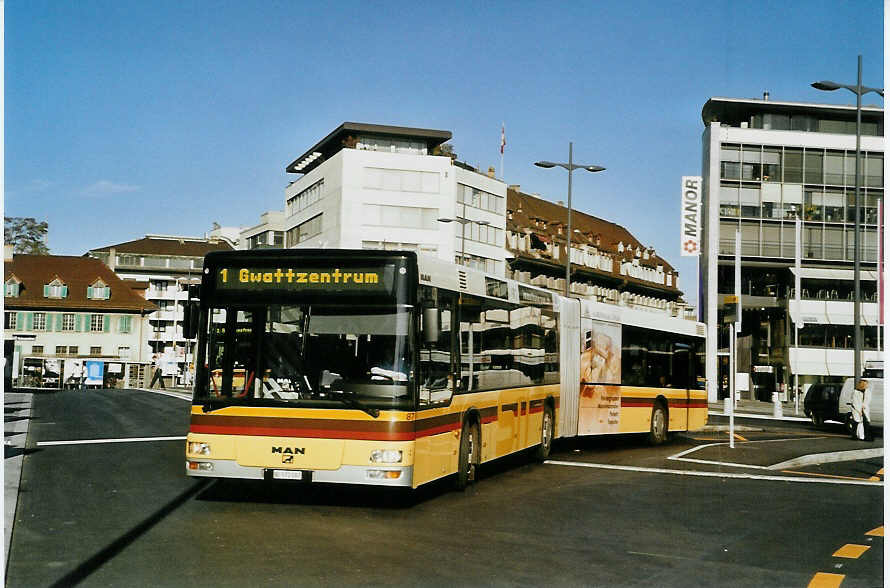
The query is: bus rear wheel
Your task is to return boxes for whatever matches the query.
[648,403,668,445]
[534,405,554,461]
[455,420,479,490]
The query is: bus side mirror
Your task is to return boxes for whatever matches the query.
[422,306,439,344]
[182,302,200,339]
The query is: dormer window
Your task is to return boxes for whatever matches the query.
[44,277,68,299]
[5,275,21,297]
[88,279,111,300]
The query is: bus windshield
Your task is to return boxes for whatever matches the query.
[196,303,413,412]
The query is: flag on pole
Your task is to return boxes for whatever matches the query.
[500,124,506,154]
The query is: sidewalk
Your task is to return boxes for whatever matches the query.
[5,391,33,571]
[708,399,811,423]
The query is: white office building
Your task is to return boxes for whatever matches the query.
[700,95,883,403]
[282,122,507,275]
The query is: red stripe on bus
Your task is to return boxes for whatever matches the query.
[189,424,417,441]
[190,421,463,441]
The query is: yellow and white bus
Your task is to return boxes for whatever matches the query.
[185,249,706,489]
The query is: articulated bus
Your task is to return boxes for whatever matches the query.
[185,249,706,489]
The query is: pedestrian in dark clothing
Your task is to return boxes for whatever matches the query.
[150,355,166,389]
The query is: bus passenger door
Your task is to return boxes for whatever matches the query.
[415,289,458,487]
[671,343,691,431]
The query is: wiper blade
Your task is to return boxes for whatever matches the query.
[326,389,380,418]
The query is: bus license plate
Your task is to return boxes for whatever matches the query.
[272,470,303,480]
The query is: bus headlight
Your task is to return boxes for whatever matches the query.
[370,449,402,464]
[188,442,211,456]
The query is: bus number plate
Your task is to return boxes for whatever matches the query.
[272,470,303,480]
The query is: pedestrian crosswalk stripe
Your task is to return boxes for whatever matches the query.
[832,544,870,558]
[807,572,844,588]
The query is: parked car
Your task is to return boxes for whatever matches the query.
[837,376,884,434]
[803,382,843,426]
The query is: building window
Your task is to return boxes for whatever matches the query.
[68,346,79,355]
[286,214,323,246]
[44,278,68,299]
[90,346,102,355]
[355,135,427,155]
[363,168,440,193]
[119,315,132,334]
[32,345,43,355]
[457,184,505,214]
[117,254,141,266]
[56,346,67,355]
[286,179,325,216]
[90,314,104,332]
[5,312,17,329]
[33,312,47,331]
[361,205,438,229]
[118,346,130,359]
[62,313,75,331]
[87,280,110,300]
[5,278,20,297]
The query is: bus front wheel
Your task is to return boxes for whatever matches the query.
[534,405,554,461]
[648,403,668,445]
[455,420,479,491]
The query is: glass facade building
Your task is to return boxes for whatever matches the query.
[700,97,883,403]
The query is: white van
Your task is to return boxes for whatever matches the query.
[837,376,884,430]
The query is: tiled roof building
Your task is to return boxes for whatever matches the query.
[506,187,689,315]
[4,251,157,388]
[86,233,236,384]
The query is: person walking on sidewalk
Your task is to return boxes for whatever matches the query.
[149,355,166,389]
[850,379,873,441]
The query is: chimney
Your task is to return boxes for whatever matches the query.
[4,244,13,262]
[763,91,770,100]
[487,166,496,178]
[108,247,116,271]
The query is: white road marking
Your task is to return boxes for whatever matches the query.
[768,448,884,470]
[545,460,882,486]
[137,388,192,401]
[666,436,863,471]
[37,436,186,447]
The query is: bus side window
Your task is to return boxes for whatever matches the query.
[672,343,690,390]
[419,288,455,406]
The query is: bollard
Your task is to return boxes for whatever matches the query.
[772,392,782,418]
[724,397,732,415]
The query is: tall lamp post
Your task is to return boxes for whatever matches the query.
[812,55,883,381]
[438,201,490,267]
[534,142,605,296]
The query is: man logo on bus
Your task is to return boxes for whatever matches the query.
[272,446,306,455]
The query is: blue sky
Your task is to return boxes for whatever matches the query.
[5,1,883,306]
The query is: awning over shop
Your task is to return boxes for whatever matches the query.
[789,348,883,377]
[788,300,879,326]
[789,267,878,282]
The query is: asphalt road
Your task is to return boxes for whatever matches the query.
[6,390,884,587]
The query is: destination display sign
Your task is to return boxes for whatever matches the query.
[213,264,399,295]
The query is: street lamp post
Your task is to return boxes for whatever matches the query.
[812,55,883,381]
[438,201,490,268]
[535,142,605,296]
